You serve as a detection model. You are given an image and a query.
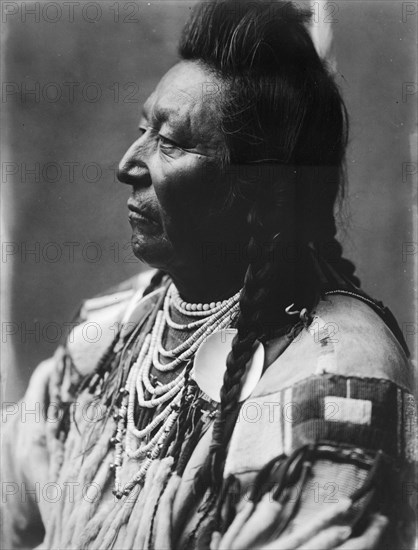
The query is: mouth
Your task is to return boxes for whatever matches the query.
[127,200,159,226]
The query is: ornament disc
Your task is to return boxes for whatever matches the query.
[192,328,264,402]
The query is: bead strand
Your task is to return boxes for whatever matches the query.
[164,285,240,331]
[153,306,238,370]
[170,284,240,316]
[126,400,180,458]
[110,281,242,497]
[121,408,179,495]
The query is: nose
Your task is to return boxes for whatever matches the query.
[117,139,152,187]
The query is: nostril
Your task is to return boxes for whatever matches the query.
[117,160,150,186]
[117,166,135,185]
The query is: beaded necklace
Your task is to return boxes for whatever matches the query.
[110,283,241,498]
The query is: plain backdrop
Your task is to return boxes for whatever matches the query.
[2,0,417,402]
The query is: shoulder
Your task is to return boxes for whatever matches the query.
[256,293,414,397]
[66,269,156,376]
[224,293,416,477]
[9,270,156,401]
[314,293,412,385]
[79,269,155,316]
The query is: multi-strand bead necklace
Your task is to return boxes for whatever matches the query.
[110,283,241,497]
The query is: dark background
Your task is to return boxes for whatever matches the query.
[2,1,417,402]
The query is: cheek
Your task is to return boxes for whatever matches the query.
[153,157,223,231]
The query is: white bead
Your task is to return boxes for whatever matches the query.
[112,282,243,496]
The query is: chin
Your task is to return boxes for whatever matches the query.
[131,233,173,269]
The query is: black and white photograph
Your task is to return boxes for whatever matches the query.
[1,1,417,548]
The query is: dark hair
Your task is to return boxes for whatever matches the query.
[178,0,359,510]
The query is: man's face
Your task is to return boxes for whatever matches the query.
[118,61,246,272]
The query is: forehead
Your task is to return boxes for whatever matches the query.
[143,61,224,144]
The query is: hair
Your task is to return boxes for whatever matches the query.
[176,0,359,511]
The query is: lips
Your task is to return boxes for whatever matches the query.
[127,200,159,225]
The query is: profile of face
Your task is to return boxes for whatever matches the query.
[117,61,249,274]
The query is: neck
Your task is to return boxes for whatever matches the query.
[165,261,246,303]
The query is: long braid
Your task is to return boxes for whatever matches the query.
[295,165,360,288]
[195,177,297,495]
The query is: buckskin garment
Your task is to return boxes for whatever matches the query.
[2,270,416,550]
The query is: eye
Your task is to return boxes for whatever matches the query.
[138,126,147,136]
[158,134,179,151]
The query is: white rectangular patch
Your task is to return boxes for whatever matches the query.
[324,396,372,425]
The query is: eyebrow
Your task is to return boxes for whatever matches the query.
[141,105,171,124]
[141,97,193,141]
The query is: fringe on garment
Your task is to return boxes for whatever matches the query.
[60,418,115,548]
[213,442,406,550]
[64,452,114,549]
[75,495,117,550]
[84,457,162,550]
[211,374,418,550]
[152,473,182,550]
[121,460,163,550]
[132,457,174,549]
[90,483,142,550]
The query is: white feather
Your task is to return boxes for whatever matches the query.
[309,0,336,70]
